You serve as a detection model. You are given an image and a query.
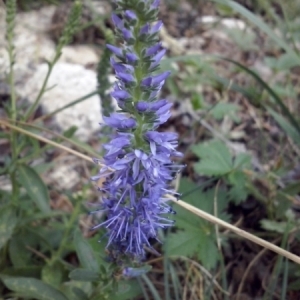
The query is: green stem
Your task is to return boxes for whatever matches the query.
[23,62,56,121]
[35,90,99,121]
[131,20,150,150]
[6,0,19,205]
[48,198,82,266]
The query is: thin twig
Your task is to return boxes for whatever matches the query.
[236,243,270,300]
[0,120,95,164]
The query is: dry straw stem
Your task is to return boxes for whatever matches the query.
[166,194,300,265]
[0,120,94,163]
[2,119,300,265]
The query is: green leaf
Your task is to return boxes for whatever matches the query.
[18,164,51,213]
[260,220,288,234]
[42,263,63,288]
[20,211,67,226]
[274,53,300,70]
[74,230,99,272]
[9,235,32,267]
[69,269,100,282]
[71,287,89,300]
[113,280,143,300]
[60,281,92,300]
[0,206,17,250]
[228,171,249,204]
[233,153,251,169]
[1,266,41,278]
[210,102,240,121]
[0,276,68,300]
[63,126,78,138]
[166,178,230,269]
[192,140,232,176]
[268,108,300,145]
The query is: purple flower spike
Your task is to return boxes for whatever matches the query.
[151,21,163,34]
[125,10,137,21]
[142,71,170,88]
[152,71,170,85]
[116,72,136,84]
[140,23,150,35]
[126,52,139,63]
[91,0,183,264]
[111,89,131,101]
[150,49,166,69]
[107,44,123,57]
[122,28,134,41]
[136,101,150,112]
[151,0,160,9]
[150,99,168,111]
[146,42,162,56]
[104,113,137,129]
[123,266,151,278]
[112,13,124,30]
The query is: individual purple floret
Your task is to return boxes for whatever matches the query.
[91,0,183,261]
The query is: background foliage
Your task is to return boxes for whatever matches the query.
[1,0,300,299]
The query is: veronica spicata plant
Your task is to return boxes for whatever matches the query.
[91,0,183,264]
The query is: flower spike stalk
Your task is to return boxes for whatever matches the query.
[92,0,183,261]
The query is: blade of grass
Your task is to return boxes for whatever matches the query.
[137,277,150,300]
[219,253,229,300]
[280,243,289,300]
[264,222,291,299]
[211,0,300,63]
[267,108,300,145]
[163,256,171,300]
[169,262,181,300]
[141,274,162,300]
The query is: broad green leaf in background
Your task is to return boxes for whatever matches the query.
[265,53,300,70]
[60,281,92,300]
[113,280,143,300]
[18,164,51,213]
[228,171,248,204]
[260,220,290,234]
[192,140,232,176]
[233,153,251,169]
[42,262,63,288]
[9,233,36,267]
[69,269,100,282]
[74,230,99,272]
[0,206,17,251]
[166,178,230,269]
[72,287,89,300]
[1,266,41,278]
[210,102,240,123]
[0,276,68,300]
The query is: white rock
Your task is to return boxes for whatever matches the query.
[47,163,80,190]
[59,45,99,66]
[20,62,102,141]
[198,16,246,30]
[0,6,56,73]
